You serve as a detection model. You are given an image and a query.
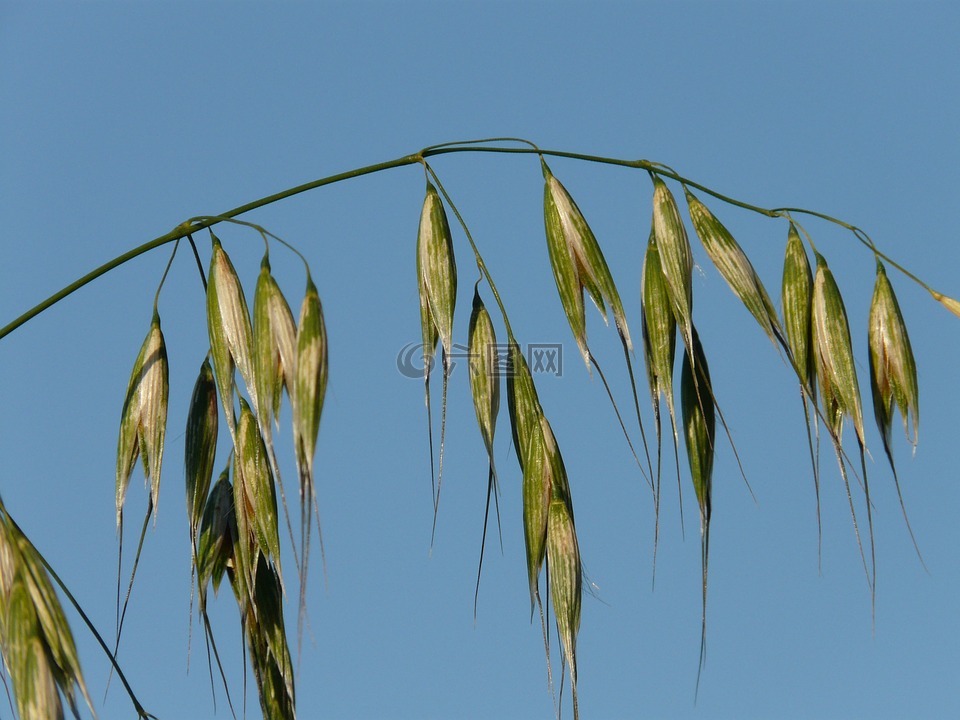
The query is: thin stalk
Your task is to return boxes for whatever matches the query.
[190,216,311,273]
[779,207,944,295]
[422,137,540,153]
[186,234,208,291]
[0,154,420,341]
[4,140,926,343]
[421,145,783,218]
[153,238,180,312]
[425,144,953,301]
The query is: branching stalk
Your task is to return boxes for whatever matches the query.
[6,140,914,341]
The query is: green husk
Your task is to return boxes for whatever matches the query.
[208,233,258,425]
[651,176,694,356]
[542,160,632,366]
[813,252,875,601]
[196,469,235,595]
[543,167,587,365]
[185,358,218,549]
[235,398,282,588]
[254,256,299,434]
[294,273,328,490]
[685,189,780,344]
[5,584,62,720]
[417,182,457,358]
[507,342,543,472]
[116,310,169,526]
[507,344,550,611]
[681,330,715,533]
[0,505,93,719]
[641,230,679,439]
[812,254,864,442]
[416,182,457,537]
[641,229,682,537]
[542,160,652,499]
[869,260,919,462]
[781,224,823,557]
[869,260,924,564]
[468,287,500,469]
[782,224,816,394]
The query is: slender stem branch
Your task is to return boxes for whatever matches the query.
[153,238,180,312]
[0,153,420,341]
[777,206,938,293]
[0,230,180,341]
[3,140,936,341]
[186,234,208,292]
[422,144,786,219]
[190,215,311,273]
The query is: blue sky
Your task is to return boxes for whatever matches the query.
[2,2,959,718]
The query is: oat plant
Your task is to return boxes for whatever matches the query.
[0,138,956,720]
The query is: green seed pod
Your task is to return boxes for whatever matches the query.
[651,176,694,355]
[0,506,93,718]
[506,343,550,609]
[812,253,864,441]
[294,273,328,487]
[869,260,919,460]
[185,358,218,548]
[207,233,257,426]
[782,224,815,394]
[196,469,234,595]
[468,286,500,464]
[417,182,457,359]
[542,160,632,367]
[641,230,678,420]
[254,255,298,432]
[686,189,780,344]
[235,398,281,577]
[116,310,169,526]
[506,341,542,471]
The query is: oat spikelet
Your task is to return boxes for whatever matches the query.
[416,181,457,540]
[0,502,94,719]
[116,310,169,526]
[542,159,632,367]
[468,285,502,611]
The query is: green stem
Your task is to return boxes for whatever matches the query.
[1,229,179,341]
[0,153,420,341]
[421,137,540,153]
[3,140,929,341]
[421,144,782,218]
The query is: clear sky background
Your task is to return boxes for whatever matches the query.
[2,2,959,719]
